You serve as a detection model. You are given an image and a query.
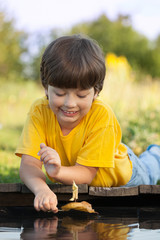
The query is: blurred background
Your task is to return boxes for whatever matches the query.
[0,0,160,183]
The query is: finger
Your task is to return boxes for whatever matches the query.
[38,146,56,158]
[49,197,58,213]
[35,196,48,212]
[40,151,55,163]
[38,203,48,212]
[34,197,41,212]
[53,207,58,213]
[38,144,48,157]
[40,150,58,163]
[40,143,46,149]
[43,157,58,165]
[42,198,51,211]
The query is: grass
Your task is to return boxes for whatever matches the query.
[100,77,160,155]
[0,80,44,183]
[0,70,160,183]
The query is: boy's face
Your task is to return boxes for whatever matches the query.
[46,85,98,133]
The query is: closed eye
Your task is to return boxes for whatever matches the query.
[77,95,87,98]
[55,92,65,97]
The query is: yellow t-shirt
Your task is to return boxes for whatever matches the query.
[15,97,132,187]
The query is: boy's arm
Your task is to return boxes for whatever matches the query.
[51,164,98,185]
[38,143,98,185]
[19,154,58,213]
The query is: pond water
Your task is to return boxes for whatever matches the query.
[0,206,160,240]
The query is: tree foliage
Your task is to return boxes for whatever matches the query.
[0,9,160,82]
[70,14,160,78]
[0,11,28,81]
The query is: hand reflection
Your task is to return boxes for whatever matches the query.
[34,217,58,233]
[20,217,58,240]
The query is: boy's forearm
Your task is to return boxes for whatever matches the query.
[50,165,97,185]
[20,155,58,213]
[20,159,50,195]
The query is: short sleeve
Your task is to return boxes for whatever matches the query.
[15,108,46,160]
[76,126,116,168]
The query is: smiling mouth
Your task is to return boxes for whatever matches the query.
[61,109,78,117]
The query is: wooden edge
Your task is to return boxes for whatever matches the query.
[49,184,88,193]
[89,186,139,196]
[139,185,160,194]
[21,183,88,193]
[1,183,160,195]
[0,183,21,192]
[0,192,34,206]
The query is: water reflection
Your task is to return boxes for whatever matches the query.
[20,216,135,240]
[21,217,58,240]
[1,207,160,240]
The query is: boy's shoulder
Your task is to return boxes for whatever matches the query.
[87,98,117,126]
[28,97,49,114]
[92,99,114,115]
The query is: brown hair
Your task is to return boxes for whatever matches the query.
[40,35,106,93]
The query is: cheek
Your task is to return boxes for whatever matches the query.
[80,99,93,112]
[49,97,61,108]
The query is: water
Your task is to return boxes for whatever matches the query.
[0,206,160,240]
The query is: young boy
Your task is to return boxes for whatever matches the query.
[16,35,160,213]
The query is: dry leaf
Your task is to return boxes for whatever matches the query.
[61,201,97,214]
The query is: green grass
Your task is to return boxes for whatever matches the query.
[0,77,160,183]
[100,78,160,155]
[0,80,44,183]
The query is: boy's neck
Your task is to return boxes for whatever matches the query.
[61,128,72,136]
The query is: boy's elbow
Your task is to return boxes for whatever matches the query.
[78,171,95,185]
[75,164,98,185]
[85,176,94,185]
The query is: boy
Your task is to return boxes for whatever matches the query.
[16,35,160,213]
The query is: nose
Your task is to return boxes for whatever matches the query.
[64,94,77,108]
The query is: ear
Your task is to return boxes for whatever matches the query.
[93,91,99,100]
[45,88,48,99]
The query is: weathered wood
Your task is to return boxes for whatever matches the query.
[0,183,21,192]
[89,186,139,196]
[0,184,89,207]
[0,193,34,206]
[1,183,160,195]
[139,185,160,194]
[49,183,88,193]
[1,184,160,207]
[21,183,88,193]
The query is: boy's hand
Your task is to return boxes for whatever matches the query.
[38,143,61,178]
[34,188,58,213]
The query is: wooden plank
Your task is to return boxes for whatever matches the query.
[49,184,88,193]
[139,185,160,194]
[0,192,90,207]
[0,183,21,192]
[21,184,31,193]
[0,193,34,207]
[21,183,88,193]
[89,186,139,196]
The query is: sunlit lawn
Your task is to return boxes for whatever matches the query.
[0,81,44,183]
